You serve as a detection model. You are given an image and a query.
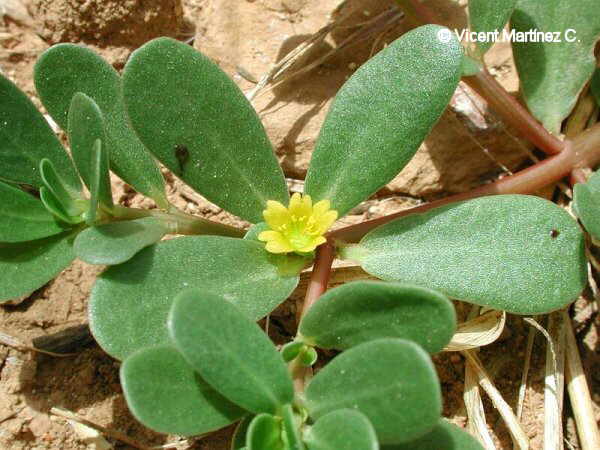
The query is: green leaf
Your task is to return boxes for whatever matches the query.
[347,195,586,315]
[511,0,600,134]
[122,37,288,223]
[305,338,441,445]
[468,0,517,55]
[591,69,600,107]
[85,139,112,225]
[573,170,600,242]
[246,414,284,450]
[40,159,82,218]
[40,187,79,225]
[74,217,168,265]
[169,289,294,414]
[0,73,80,191]
[68,93,113,208]
[121,345,245,436]
[299,281,455,354]
[34,44,167,206]
[281,404,304,450]
[304,409,378,450]
[281,341,305,362]
[89,236,298,360]
[0,181,68,242]
[304,25,462,217]
[0,231,76,302]
[383,420,484,450]
[232,416,253,450]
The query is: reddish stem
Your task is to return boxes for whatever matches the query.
[298,242,335,320]
[464,70,564,155]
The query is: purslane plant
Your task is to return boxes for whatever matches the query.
[0,2,599,447]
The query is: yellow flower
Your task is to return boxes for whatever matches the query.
[258,193,338,254]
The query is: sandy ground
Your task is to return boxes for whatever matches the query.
[0,0,598,448]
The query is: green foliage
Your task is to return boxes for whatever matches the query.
[305,339,441,444]
[303,409,378,450]
[169,289,294,414]
[85,140,110,225]
[0,231,76,302]
[468,0,517,55]
[247,414,284,450]
[232,416,253,450]
[74,217,168,265]
[383,420,484,450]
[304,25,462,217]
[299,281,456,353]
[40,159,83,219]
[345,195,586,314]
[121,345,245,436]
[512,0,600,134]
[122,37,289,223]
[573,170,600,242]
[68,93,113,208]
[0,74,80,191]
[591,69,600,107]
[34,44,167,206]
[0,181,67,242]
[281,404,304,450]
[90,236,299,360]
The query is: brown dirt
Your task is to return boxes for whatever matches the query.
[0,0,598,449]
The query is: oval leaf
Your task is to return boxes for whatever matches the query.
[511,0,600,134]
[74,217,168,265]
[305,338,441,444]
[122,37,288,223]
[468,0,517,55]
[89,236,299,360]
[0,181,68,242]
[247,414,284,450]
[121,345,245,436]
[299,281,456,354]
[0,231,76,302]
[34,44,167,206]
[304,409,378,450]
[382,420,483,450]
[68,93,113,207]
[347,195,586,314]
[169,289,294,414]
[304,25,462,217]
[0,74,80,191]
[573,170,600,242]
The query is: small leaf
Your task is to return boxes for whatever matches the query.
[444,310,505,351]
[40,187,79,224]
[90,236,299,360]
[40,159,82,218]
[347,195,586,314]
[573,170,600,242]
[511,0,600,134]
[305,338,441,444]
[86,140,112,225]
[382,420,484,450]
[304,25,462,217]
[122,37,289,223]
[299,281,455,354]
[0,231,76,302]
[303,409,378,450]
[169,289,294,414]
[68,93,113,207]
[74,217,168,265]
[281,341,304,362]
[34,44,167,206]
[121,345,245,436]
[281,404,304,450]
[0,73,80,191]
[298,347,318,367]
[0,180,68,242]
[468,0,517,55]
[246,414,284,450]
[232,416,253,450]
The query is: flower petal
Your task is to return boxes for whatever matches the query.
[297,236,326,253]
[263,200,290,230]
[314,210,338,234]
[289,193,312,219]
[312,199,331,216]
[259,230,294,253]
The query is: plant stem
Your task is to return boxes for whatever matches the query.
[110,205,245,238]
[330,123,600,242]
[463,69,564,155]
